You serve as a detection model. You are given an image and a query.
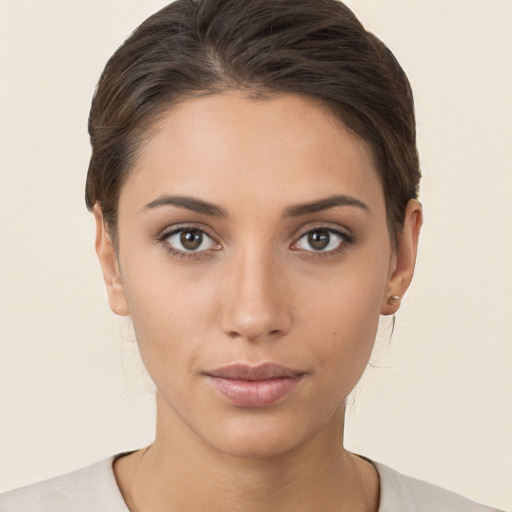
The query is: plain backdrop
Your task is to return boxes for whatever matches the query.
[0,0,511,509]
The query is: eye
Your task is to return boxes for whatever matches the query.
[164,228,218,253]
[294,228,347,253]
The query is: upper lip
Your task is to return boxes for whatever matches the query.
[205,363,305,381]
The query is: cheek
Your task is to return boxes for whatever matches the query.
[121,262,219,380]
[307,287,380,370]
[297,253,389,387]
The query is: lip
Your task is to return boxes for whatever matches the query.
[205,363,305,408]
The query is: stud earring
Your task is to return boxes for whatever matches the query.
[387,295,401,306]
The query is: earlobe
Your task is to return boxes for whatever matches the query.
[93,205,130,316]
[381,199,423,316]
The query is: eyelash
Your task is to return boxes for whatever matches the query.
[158,225,220,260]
[292,227,354,260]
[157,225,354,260]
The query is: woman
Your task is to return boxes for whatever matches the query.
[0,0,506,510]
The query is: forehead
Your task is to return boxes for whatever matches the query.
[120,92,384,215]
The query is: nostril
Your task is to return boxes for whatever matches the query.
[224,325,284,343]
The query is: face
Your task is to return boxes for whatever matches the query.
[96,93,420,458]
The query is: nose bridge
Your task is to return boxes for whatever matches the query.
[221,241,289,342]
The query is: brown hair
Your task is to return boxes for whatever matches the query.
[85,0,420,242]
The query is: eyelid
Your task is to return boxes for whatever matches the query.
[291,222,353,243]
[157,224,222,256]
[157,223,219,242]
[290,225,354,255]
[156,222,354,259]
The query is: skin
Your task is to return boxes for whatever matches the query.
[95,92,422,512]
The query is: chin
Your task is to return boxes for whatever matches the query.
[197,411,325,460]
[212,432,303,460]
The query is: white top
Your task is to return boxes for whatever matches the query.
[0,454,503,511]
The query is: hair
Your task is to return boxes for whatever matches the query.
[85,0,420,243]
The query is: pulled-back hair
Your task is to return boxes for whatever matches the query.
[85,0,420,242]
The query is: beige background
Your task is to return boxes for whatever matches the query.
[0,0,511,509]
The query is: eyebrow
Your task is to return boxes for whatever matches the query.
[283,194,369,218]
[143,195,228,217]
[142,193,369,218]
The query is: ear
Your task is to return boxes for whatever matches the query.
[381,199,423,315]
[93,204,130,316]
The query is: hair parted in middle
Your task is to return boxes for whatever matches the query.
[86,0,420,243]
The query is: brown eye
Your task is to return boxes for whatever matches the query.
[180,230,203,250]
[295,228,345,252]
[166,228,217,253]
[308,230,330,250]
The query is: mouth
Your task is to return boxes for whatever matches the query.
[204,363,306,408]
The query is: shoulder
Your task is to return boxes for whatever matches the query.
[374,461,504,512]
[0,455,129,512]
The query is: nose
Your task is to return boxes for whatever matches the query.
[220,246,291,344]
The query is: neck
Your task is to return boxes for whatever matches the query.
[114,400,379,512]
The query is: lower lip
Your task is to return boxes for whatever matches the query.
[207,376,302,408]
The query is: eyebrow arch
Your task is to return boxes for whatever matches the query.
[283,194,369,218]
[142,195,228,217]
